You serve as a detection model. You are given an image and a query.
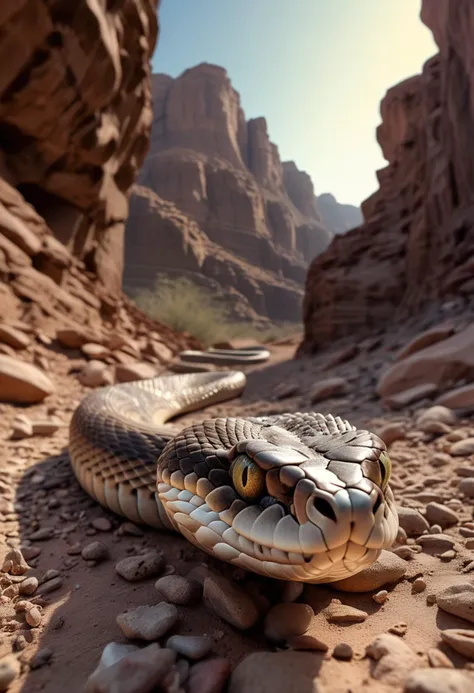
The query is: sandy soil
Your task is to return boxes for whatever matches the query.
[1,322,474,692]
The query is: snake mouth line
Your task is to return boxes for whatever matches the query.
[158,481,397,582]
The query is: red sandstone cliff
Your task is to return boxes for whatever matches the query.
[124,64,333,323]
[0,0,193,353]
[299,0,474,353]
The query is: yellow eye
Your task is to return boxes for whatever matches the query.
[231,454,266,501]
[378,451,392,491]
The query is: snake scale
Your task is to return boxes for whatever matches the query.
[69,358,399,583]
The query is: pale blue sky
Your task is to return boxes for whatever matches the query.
[152,1,437,206]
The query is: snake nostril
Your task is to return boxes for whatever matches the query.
[312,497,337,522]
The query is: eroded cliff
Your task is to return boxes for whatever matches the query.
[124,63,332,323]
[299,0,474,352]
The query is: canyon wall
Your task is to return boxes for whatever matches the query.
[124,63,333,323]
[0,1,192,350]
[300,0,474,352]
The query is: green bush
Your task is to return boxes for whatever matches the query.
[133,275,300,347]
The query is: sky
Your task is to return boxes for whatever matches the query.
[152,0,437,207]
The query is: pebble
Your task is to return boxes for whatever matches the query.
[263,603,314,642]
[228,651,328,693]
[188,658,231,693]
[155,574,203,605]
[323,599,368,624]
[81,541,109,562]
[389,622,408,636]
[84,644,176,693]
[166,635,213,660]
[36,577,63,595]
[116,602,178,640]
[0,654,20,690]
[412,578,427,593]
[440,629,474,659]
[332,550,407,592]
[373,590,389,604]
[377,422,406,446]
[25,606,42,627]
[29,527,54,541]
[451,439,474,456]
[416,534,456,553]
[436,583,474,624]
[203,575,259,630]
[427,648,454,668]
[366,634,419,686]
[459,479,474,498]
[120,522,144,537]
[115,551,165,581]
[397,507,430,536]
[392,546,421,560]
[91,518,112,532]
[332,643,353,660]
[29,647,53,669]
[404,668,474,693]
[88,642,139,678]
[424,502,459,528]
[1,548,30,575]
[286,634,328,652]
[417,406,456,426]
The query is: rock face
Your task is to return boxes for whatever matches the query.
[124,64,333,323]
[300,0,474,352]
[316,193,363,234]
[0,1,183,342]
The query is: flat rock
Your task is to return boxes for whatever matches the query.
[404,668,474,693]
[366,633,419,686]
[440,628,474,659]
[0,355,55,403]
[310,377,349,403]
[332,550,407,592]
[166,635,212,660]
[394,325,455,362]
[384,384,438,409]
[437,384,474,410]
[115,551,165,581]
[323,600,367,624]
[416,534,457,553]
[116,603,178,640]
[115,363,157,383]
[0,325,30,350]
[397,507,430,537]
[416,405,456,425]
[424,502,459,528]
[436,583,474,624]
[228,652,322,693]
[203,575,259,631]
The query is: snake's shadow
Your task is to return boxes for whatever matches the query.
[14,445,304,692]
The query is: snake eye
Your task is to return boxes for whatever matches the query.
[231,454,266,501]
[378,451,392,492]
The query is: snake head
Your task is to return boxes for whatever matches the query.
[157,418,399,583]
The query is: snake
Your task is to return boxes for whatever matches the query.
[69,362,399,583]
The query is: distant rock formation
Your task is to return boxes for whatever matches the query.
[299,0,474,352]
[124,64,332,323]
[316,193,362,234]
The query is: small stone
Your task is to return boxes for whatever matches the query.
[155,575,202,605]
[439,549,456,561]
[19,577,38,596]
[427,648,454,668]
[366,634,418,686]
[436,583,474,624]
[116,603,178,640]
[82,541,109,562]
[91,518,112,532]
[115,551,165,581]
[373,590,389,604]
[389,622,408,636]
[1,548,30,575]
[10,416,33,440]
[84,644,176,693]
[188,658,231,693]
[203,575,259,630]
[30,418,62,436]
[404,668,474,693]
[392,546,421,560]
[377,423,406,446]
[459,479,474,498]
[424,502,458,528]
[332,643,353,661]
[166,635,213,660]
[429,525,443,535]
[35,577,63,595]
[323,599,367,624]
[451,439,474,456]
[332,550,407,592]
[78,361,113,388]
[25,606,42,627]
[229,652,329,693]
[29,527,54,541]
[286,635,329,652]
[310,377,349,403]
[417,406,456,426]
[89,642,140,679]
[416,534,456,553]
[440,629,474,659]
[29,647,53,669]
[264,603,314,643]
[397,507,430,537]
[120,522,144,537]
[412,578,427,593]
[0,654,20,690]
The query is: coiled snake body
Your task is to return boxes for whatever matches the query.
[69,370,399,583]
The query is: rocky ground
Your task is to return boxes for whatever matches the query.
[0,304,474,693]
